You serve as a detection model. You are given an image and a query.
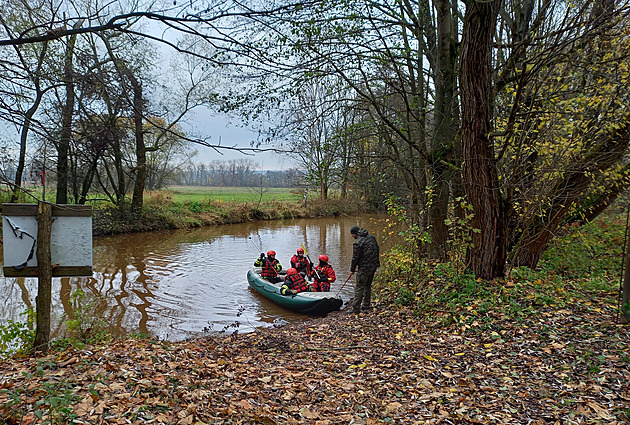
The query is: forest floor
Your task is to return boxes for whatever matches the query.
[1,290,628,424]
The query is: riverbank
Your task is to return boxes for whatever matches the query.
[1,290,628,424]
[92,195,375,236]
[1,198,629,423]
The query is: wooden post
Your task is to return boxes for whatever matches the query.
[33,201,53,353]
[622,218,630,324]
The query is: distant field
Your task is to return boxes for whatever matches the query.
[155,185,307,203]
[0,185,311,205]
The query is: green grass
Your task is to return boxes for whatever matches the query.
[0,185,312,205]
[159,185,307,203]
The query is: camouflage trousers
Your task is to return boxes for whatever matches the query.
[352,269,376,311]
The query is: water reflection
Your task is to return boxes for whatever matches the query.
[0,214,391,341]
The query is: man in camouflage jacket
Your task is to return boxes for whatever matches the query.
[349,225,380,313]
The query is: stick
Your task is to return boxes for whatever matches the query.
[334,272,354,298]
[249,236,263,254]
[301,345,370,352]
[301,243,322,280]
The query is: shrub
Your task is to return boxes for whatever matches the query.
[0,310,35,359]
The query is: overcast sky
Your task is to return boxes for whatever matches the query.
[182,109,297,170]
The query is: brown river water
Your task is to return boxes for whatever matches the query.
[1,214,392,341]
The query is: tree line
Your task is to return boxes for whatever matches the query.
[171,160,303,188]
[1,0,629,279]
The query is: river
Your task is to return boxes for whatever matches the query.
[0,214,391,342]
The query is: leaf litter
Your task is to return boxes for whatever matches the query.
[1,297,628,424]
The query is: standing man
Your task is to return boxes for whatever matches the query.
[348,225,380,313]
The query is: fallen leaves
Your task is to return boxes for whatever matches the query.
[1,300,629,424]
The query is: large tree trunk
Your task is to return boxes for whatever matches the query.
[460,0,506,279]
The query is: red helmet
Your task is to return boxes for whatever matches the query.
[297,248,304,254]
[267,250,276,257]
[318,254,329,263]
[287,267,298,275]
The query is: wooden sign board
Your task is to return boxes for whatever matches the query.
[2,203,93,277]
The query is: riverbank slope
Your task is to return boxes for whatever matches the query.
[2,195,628,423]
[92,196,375,236]
[1,290,628,424]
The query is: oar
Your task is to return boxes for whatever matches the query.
[249,237,268,267]
[301,243,322,280]
[249,236,263,254]
[334,272,354,298]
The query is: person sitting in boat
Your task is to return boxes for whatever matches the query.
[254,250,282,283]
[310,254,336,292]
[290,247,313,278]
[281,267,312,295]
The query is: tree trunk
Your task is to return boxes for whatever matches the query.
[130,73,146,214]
[569,167,630,224]
[450,3,464,223]
[12,101,41,202]
[56,21,82,204]
[427,162,450,259]
[320,178,328,201]
[460,0,506,279]
[511,209,566,268]
[33,202,52,353]
[513,121,630,268]
[113,134,126,205]
[427,0,457,260]
[11,42,48,203]
[79,156,99,204]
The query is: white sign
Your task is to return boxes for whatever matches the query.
[2,204,93,277]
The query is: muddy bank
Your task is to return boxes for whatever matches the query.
[92,199,376,236]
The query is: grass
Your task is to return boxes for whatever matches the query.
[0,184,367,235]
[0,185,311,205]
[90,187,370,235]
[159,185,307,203]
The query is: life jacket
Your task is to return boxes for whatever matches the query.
[290,255,310,274]
[282,273,310,293]
[313,264,335,282]
[312,264,335,292]
[311,280,330,292]
[257,257,280,278]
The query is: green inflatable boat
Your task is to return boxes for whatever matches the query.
[247,268,343,316]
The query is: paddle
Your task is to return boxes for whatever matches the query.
[250,236,275,272]
[248,236,263,252]
[334,272,354,298]
[300,243,322,281]
[249,237,266,262]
